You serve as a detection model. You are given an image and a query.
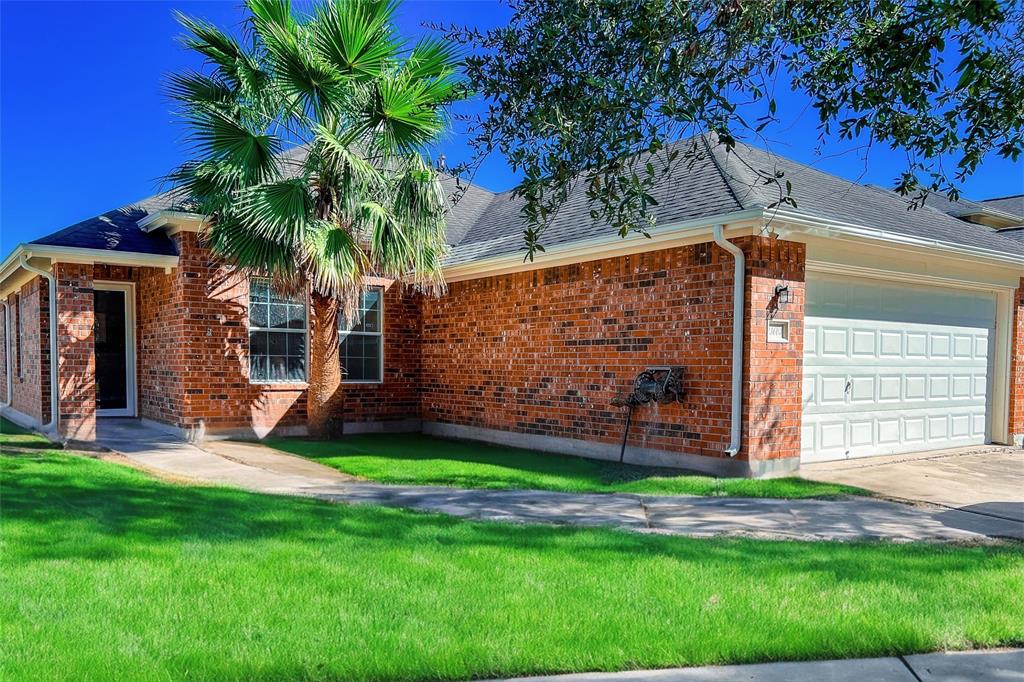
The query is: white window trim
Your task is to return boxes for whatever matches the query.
[339,286,384,385]
[94,281,138,418]
[247,278,309,385]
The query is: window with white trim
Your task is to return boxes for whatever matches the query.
[339,287,383,383]
[248,279,307,383]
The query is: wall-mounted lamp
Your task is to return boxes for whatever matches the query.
[774,284,791,306]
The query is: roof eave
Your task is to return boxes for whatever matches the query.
[771,208,1024,267]
[443,208,766,282]
[138,210,207,233]
[0,244,179,297]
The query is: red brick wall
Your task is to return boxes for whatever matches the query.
[421,237,805,463]
[54,263,96,441]
[0,296,7,406]
[160,232,307,435]
[336,281,422,425]
[1010,278,1024,443]
[743,238,806,461]
[126,234,421,436]
[93,263,185,425]
[6,279,50,424]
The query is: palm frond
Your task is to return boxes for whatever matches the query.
[312,0,400,82]
[185,108,281,185]
[235,178,315,242]
[204,215,299,281]
[166,71,236,108]
[363,73,446,153]
[301,219,366,296]
[175,11,264,93]
[403,36,461,82]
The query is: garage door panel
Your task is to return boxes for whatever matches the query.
[801,275,994,462]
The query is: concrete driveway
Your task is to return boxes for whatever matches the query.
[801,445,1024,524]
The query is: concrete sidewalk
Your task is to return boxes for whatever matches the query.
[482,649,1023,681]
[95,419,1024,542]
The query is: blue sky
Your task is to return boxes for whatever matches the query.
[2,0,1022,253]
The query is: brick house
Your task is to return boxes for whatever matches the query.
[2,139,1022,477]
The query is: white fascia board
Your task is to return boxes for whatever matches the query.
[22,244,179,269]
[442,209,765,282]
[772,208,1024,267]
[0,244,179,297]
[137,210,207,233]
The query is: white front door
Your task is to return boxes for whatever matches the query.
[801,274,995,463]
[94,281,137,417]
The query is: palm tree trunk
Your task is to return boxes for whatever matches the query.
[308,292,342,439]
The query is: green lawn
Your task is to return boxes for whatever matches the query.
[4,449,1022,681]
[265,433,863,498]
[0,417,53,450]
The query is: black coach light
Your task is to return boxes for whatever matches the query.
[774,284,791,306]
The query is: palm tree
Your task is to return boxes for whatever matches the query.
[167,0,462,436]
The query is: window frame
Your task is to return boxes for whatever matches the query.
[246,278,309,385]
[339,286,385,385]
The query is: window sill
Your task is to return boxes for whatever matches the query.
[342,380,384,386]
[249,382,310,390]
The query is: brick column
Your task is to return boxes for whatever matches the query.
[740,236,806,475]
[0,295,8,406]
[55,263,96,441]
[1010,278,1024,447]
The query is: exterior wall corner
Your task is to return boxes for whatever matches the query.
[54,262,96,441]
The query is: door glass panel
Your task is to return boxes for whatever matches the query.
[95,290,127,411]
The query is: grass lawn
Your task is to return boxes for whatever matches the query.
[0,417,54,450]
[265,433,863,498]
[4,449,1022,681]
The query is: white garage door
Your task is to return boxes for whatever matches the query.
[801,274,996,463]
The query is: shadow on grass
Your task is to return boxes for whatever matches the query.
[4,451,1015,580]
[264,433,859,498]
[0,418,56,450]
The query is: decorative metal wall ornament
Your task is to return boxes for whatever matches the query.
[611,366,685,462]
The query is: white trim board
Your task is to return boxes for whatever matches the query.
[93,281,138,418]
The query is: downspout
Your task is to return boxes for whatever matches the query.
[1,300,11,408]
[711,225,744,457]
[19,255,58,431]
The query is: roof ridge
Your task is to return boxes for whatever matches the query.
[699,134,768,211]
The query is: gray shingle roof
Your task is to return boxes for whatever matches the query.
[446,137,744,266]
[980,194,1024,221]
[29,192,183,256]
[705,138,1024,257]
[22,138,1024,266]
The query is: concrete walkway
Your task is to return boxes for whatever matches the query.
[95,419,1024,542]
[802,445,1024,523]
[482,649,1024,682]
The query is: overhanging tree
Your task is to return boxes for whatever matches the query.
[169,0,463,436]
[445,0,1024,258]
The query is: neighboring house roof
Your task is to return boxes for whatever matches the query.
[14,136,1024,269]
[979,194,1024,221]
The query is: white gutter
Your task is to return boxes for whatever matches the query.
[443,209,764,282]
[1,299,10,408]
[0,244,179,296]
[771,208,1024,267]
[18,255,58,431]
[712,224,744,458]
